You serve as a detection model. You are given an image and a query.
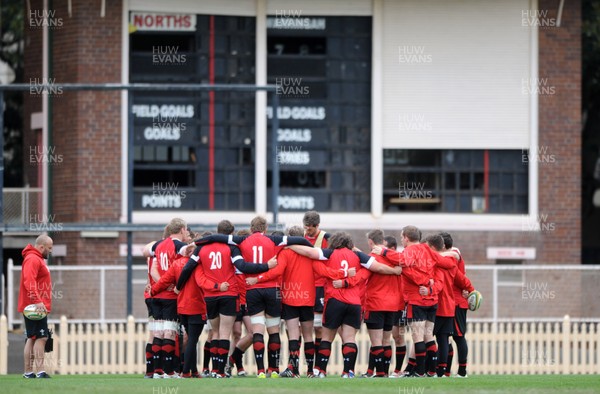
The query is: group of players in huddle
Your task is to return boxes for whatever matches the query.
[142,211,476,379]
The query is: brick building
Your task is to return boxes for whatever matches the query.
[9,0,583,319]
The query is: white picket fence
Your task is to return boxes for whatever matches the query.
[1,314,598,375]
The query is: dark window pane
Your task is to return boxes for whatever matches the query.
[384,149,528,213]
[459,172,471,190]
[444,172,455,190]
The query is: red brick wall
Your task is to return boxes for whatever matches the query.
[536,0,581,264]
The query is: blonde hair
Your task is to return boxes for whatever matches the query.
[165,218,187,236]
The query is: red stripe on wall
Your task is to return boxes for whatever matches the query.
[484,149,489,212]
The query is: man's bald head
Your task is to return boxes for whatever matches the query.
[35,234,53,258]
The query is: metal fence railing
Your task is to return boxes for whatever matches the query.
[7,260,600,330]
[2,187,43,225]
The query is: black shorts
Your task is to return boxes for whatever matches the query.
[364,311,396,331]
[434,316,454,335]
[206,296,239,319]
[145,298,153,319]
[314,286,325,313]
[394,305,408,327]
[454,306,468,337]
[282,304,314,322]
[247,287,281,317]
[152,298,178,321]
[235,304,248,322]
[24,315,49,339]
[322,298,361,330]
[179,313,207,329]
[407,304,437,323]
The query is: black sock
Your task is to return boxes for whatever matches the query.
[253,333,265,374]
[454,335,468,376]
[371,346,385,376]
[152,338,163,374]
[414,341,426,376]
[367,346,376,374]
[173,334,181,373]
[231,347,244,370]
[342,343,358,374]
[436,334,449,377]
[446,343,454,376]
[288,339,300,374]
[210,340,219,373]
[304,341,315,372]
[315,340,332,374]
[383,345,392,376]
[203,341,211,370]
[145,343,154,375]
[162,339,176,374]
[267,333,281,373]
[405,357,416,374]
[425,340,438,375]
[395,345,407,372]
[218,339,230,375]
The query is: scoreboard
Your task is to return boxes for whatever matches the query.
[130,13,371,212]
[266,16,371,212]
[130,15,257,211]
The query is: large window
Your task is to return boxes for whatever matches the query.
[130,14,256,211]
[383,150,528,213]
[266,16,372,212]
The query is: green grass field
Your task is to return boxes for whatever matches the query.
[0,374,599,394]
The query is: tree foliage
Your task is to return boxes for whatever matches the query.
[1,0,24,187]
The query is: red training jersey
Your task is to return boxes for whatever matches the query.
[320,248,375,306]
[18,244,52,313]
[256,248,348,307]
[153,237,188,300]
[144,257,155,300]
[151,256,207,316]
[239,232,284,290]
[452,247,469,309]
[382,243,440,307]
[364,252,401,312]
[194,243,243,298]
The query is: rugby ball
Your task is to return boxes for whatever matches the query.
[467,290,482,312]
[23,304,47,320]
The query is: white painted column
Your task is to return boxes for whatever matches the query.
[255,0,267,215]
[371,0,384,218]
